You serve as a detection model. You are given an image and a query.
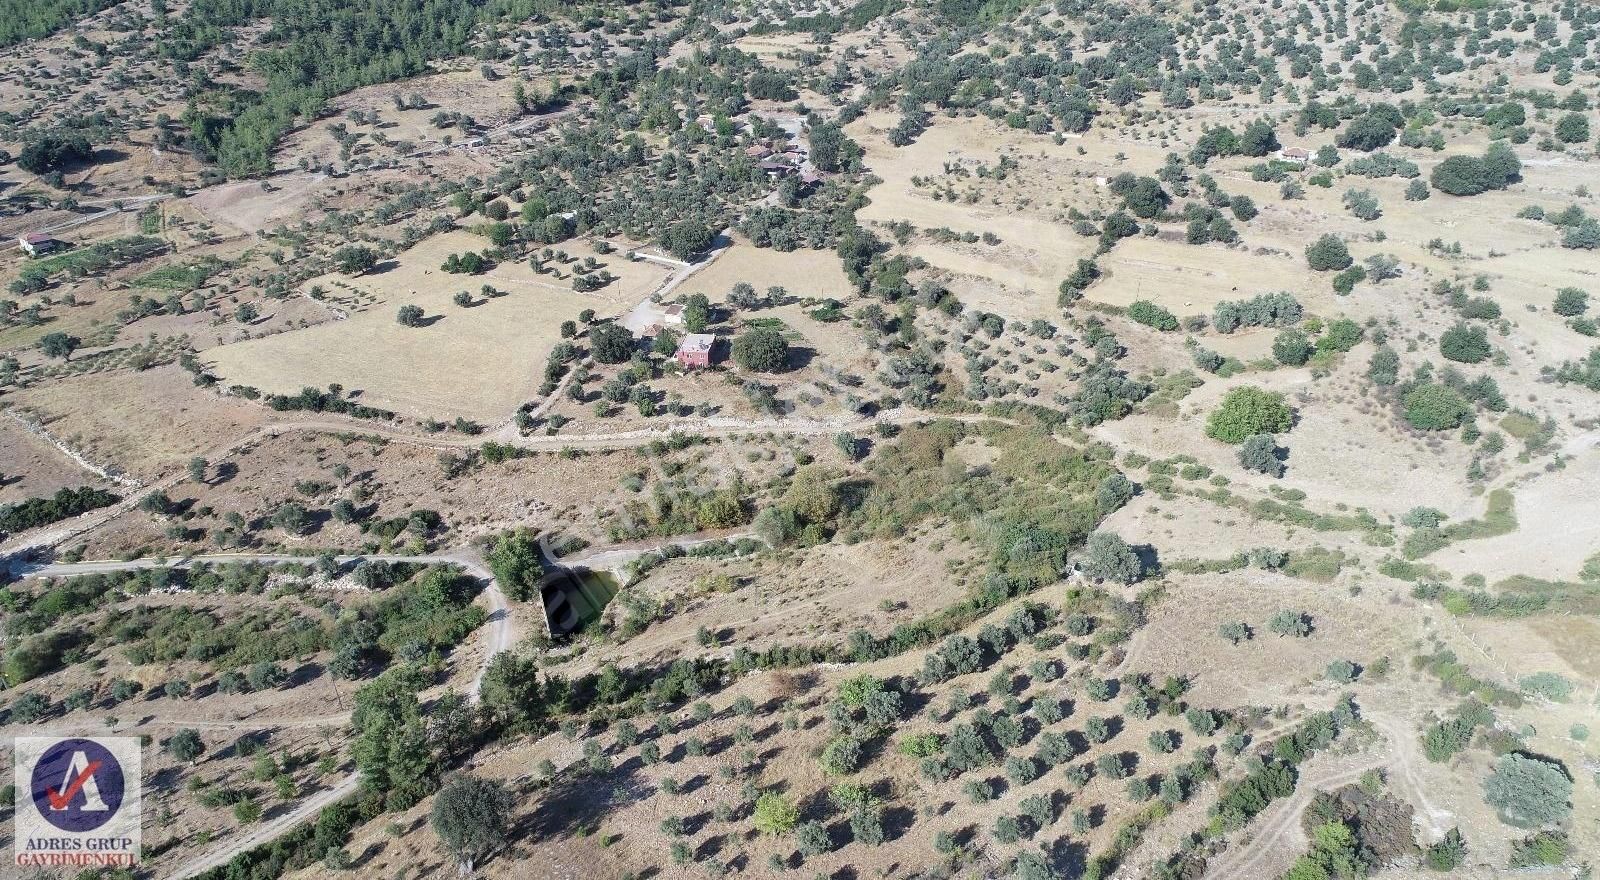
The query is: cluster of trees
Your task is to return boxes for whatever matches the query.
[1430,143,1521,196]
[0,486,119,536]
[174,0,552,175]
[1212,293,1302,333]
[264,385,394,420]
[17,130,95,174]
[0,0,120,48]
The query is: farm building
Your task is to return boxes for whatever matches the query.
[675,333,715,369]
[18,232,62,257]
[1277,147,1310,165]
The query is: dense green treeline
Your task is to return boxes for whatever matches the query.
[0,0,122,48]
[173,0,559,175]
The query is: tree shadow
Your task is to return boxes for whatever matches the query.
[520,765,646,841]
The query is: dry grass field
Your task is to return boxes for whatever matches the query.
[205,231,668,421]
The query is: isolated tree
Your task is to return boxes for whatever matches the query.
[589,323,635,364]
[1218,621,1251,644]
[334,246,380,275]
[1095,473,1135,514]
[1336,111,1399,151]
[487,529,544,601]
[38,332,77,361]
[1082,532,1141,584]
[1268,610,1311,638]
[1239,120,1280,156]
[396,305,426,327]
[272,502,313,535]
[732,327,789,372]
[188,457,209,484]
[1305,235,1352,271]
[1238,434,1284,477]
[1207,387,1292,443]
[431,773,514,873]
[1483,753,1572,828]
[166,728,205,764]
[18,131,93,173]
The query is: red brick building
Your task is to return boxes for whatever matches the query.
[675,333,715,369]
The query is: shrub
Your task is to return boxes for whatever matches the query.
[1206,387,1292,443]
[753,793,799,835]
[1272,330,1312,366]
[1403,384,1471,431]
[1268,610,1310,637]
[1440,324,1490,363]
[1213,292,1302,332]
[1238,434,1284,477]
[1368,346,1400,386]
[1482,753,1572,828]
[1331,265,1366,295]
[1127,300,1178,331]
[1553,287,1588,317]
[1325,660,1358,683]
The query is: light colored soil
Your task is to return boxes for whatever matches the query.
[5,364,273,481]
[0,416,113,502]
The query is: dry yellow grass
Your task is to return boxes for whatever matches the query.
[205,231,669,422]
[674,237,855,302]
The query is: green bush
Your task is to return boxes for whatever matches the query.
[1403,384,1471,431]
[1127,300,1179,331]
[1440,323,1491,363]
[1206,387,1292,443]
[1483,753,1572,828]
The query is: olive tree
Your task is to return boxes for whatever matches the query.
[431,773,514,873]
